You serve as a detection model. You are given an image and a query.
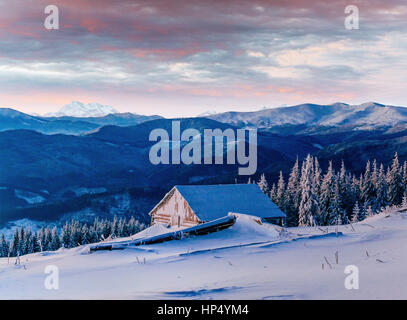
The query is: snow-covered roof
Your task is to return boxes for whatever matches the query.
[174,184,285,221]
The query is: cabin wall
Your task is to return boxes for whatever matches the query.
[151,189,200,228]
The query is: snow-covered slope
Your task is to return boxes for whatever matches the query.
[2,211,407,299]
[45,101,118,117]
[208,102,407,129]
[14,189,45,204]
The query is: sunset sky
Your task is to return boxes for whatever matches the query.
[0,0,406,117]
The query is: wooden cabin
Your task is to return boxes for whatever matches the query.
[149,184,286,228]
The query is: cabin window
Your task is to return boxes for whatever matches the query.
[178,216,181,228]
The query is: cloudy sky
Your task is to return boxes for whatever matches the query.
[0,0,406,117]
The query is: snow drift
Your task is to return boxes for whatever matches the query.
[2,209,407,299]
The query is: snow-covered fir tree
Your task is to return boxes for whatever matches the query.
[371,159,378,187]
[276,171,286,209]
[402,161,407,190]
[257,173,269,194]
[319,161,335,225]
[327,179,345,225]
[0,234,9,258]
[269,183,277,202]
[338,161,353,219]
[387,153,404,206]
[298,155,319,226]
[285,158,301,226]
[402,192,407,209]
[375,163,389,211]
[313,157,322,197]
[361,160,375,209]
[351,202,360,223]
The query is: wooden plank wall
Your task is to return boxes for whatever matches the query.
[151,188,200,228]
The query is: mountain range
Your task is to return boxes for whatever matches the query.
[0,107,162,135]
[3,101,407,136]
[208,102,407,133]
[2,101,407,225]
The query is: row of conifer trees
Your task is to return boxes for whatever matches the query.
[255,153,407,227]
[0,216,145,258]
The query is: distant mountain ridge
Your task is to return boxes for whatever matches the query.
[207,102,407,130]
[45,101,118,117]
[3,102,407,135]
[0,108,162,135]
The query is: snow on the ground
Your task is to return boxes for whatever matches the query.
[1,211,407,299]
[130,223,172,239]
[71,187,106,197]
[14,189,45,204]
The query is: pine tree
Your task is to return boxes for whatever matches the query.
[402,161,407,191]
[269,183,277,202]
[38,227,47,251]
[10,229,20,257]
[371,159,378,187]
[127,216,139,236]
[45,227,53,251]
[361,160,375,208]
[257,173,269,194]
[351,175,360,205]
[0,234,9,257]
[111,216,119,238]
[70,221,82,247]
[327,178,345,225]
[388,152,404,205]
[402,192,407,208]
[61,222,71,248]
[80,225,90,245]
[313,157,322,197]
[285,158,300,226]
[85,226,94,244]
[298,155,319,226]
[287,158,300,206]
[50,226,61,250]
[359,173,364,199]
[119,218,128,237]
[338,161,353,220]
[351,202,360,223]
[32,233,40,253]
[22,229,32,255]
[319,161,335,225]
[18,227,25,256]
[376,163,389,211]
[276,171,286,209]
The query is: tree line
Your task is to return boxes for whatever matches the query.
[0,216,145,258]
[256,153,407,227]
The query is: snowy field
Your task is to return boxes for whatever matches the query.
[1,210,407,299]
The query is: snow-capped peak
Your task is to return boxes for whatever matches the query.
[197,110,218,117]
[45,101,118,118]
